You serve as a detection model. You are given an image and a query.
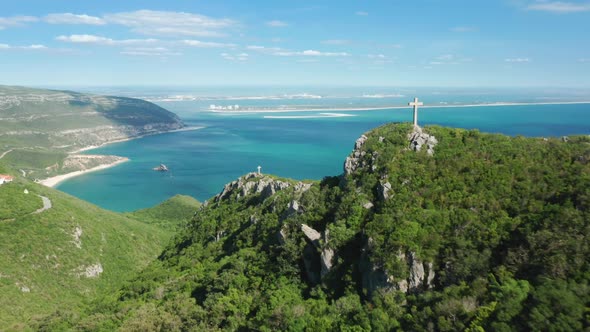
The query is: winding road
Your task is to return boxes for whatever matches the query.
[0,149,14,159]
[33,195,52,214]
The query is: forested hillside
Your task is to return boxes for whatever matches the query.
[39,123,590,331]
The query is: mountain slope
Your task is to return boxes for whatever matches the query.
[0,178,171,331]
[0,85,184,180]
[41,123,590,331]
[126,195,201,231]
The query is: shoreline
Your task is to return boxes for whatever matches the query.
[39,158,130,188]
[41,126,204,187]
[72,126,204,153]
[209,100,590,114]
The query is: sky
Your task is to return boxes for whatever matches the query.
[1,0,590,87]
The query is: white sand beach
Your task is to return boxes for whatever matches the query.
[211,101,590,114]
[39,158,129,188]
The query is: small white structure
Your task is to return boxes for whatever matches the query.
[0,174,14,185]
[24,189,29,194]
[257,165,262,175]
[408,97,424,127]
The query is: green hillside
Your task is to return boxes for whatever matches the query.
[0,178,172,331]
[40,123,590,331]
[127,195,201,231]
[0,85,184,180]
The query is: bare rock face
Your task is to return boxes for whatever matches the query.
[378,181,392,200]
[408,127,438,156]
[215,173,303,202]
[408,252,425,290]
[360,237,435,296]
[320,247,335,277]
[74,263,103,278]
[301,224,321,244]
[287,200,301,215]
[301,224,335,280]
[344,135,368,175]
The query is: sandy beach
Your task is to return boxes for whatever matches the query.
[210,100,590,114]
[39,158,130,188]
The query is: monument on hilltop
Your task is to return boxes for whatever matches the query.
[408,97,423,127]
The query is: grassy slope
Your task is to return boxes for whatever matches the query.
[126,195,201,231]
[0,178,170,330]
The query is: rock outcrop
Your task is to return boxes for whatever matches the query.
[214,173,311,202]
[344,135,368,175]
[360,237,435,296]
[301,224,335,281]
[408,127,438,156]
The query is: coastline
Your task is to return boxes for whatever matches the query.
[210,100,590,114]
[40,126,204,187]
[39,158,130,188]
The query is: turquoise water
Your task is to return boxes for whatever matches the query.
[57,102,590,211]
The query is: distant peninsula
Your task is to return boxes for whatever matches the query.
[0,85,190,183]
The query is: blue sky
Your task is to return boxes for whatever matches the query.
[1,0,589,87]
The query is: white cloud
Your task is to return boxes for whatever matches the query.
[182,40,236,48]
[0,43,48,50]
[44,13,106,25]
[121,47,182,57]
[266,20,288,27]
[221,52,248,61]
[246,45,284,53]
[274,49,350,57]
[450,26,477,32]
[103,10,236,37]
[247,45,349,57]
[368,54,387,59]
[526,1,590,13]
[56,34,159,46]
[429,54,471,65]
[0,15,38,29]
[322,39,350,45]
[505,57,530,62]
[355,11,369,16]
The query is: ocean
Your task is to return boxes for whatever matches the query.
[56,88,590,211]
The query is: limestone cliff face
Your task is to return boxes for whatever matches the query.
[213,172,311,202]
[360,237,435,296]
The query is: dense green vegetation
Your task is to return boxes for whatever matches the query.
[36,123,589,331]
[0,179,172,331]
[127,195,201,231]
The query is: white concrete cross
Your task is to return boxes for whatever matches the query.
[257,165,262,175]
[408,97,423,127]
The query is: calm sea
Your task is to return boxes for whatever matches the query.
[56,92,590,211]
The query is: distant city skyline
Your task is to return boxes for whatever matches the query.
[1,0,590,87]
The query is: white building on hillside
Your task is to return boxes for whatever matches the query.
[0,174,14,185]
